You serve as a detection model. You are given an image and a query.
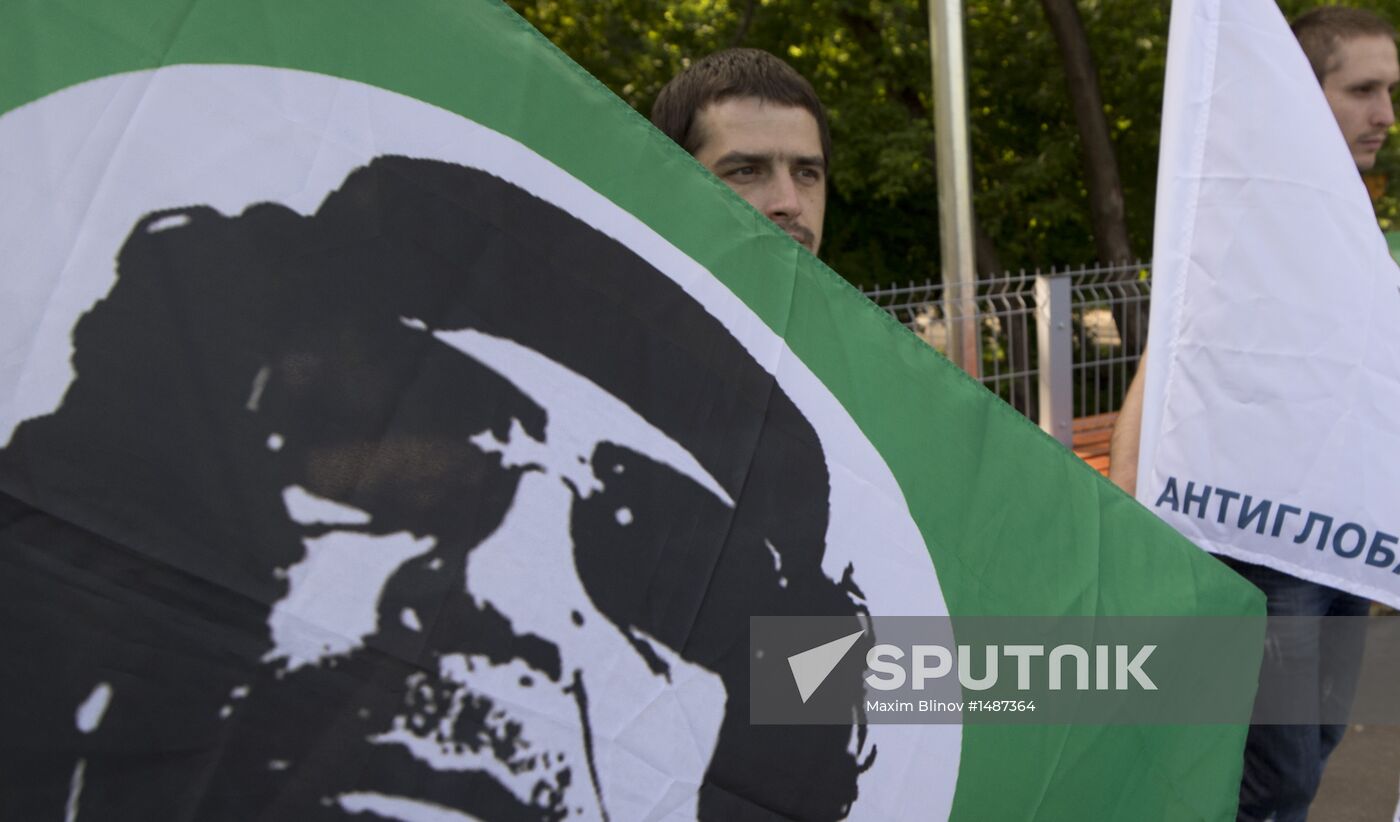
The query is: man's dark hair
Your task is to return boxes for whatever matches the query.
[650,47,832,166]
[1293,6,1397,82]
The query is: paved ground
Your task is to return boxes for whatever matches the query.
[1310,723,1400,821]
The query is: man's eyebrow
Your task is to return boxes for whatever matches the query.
[710,151,826,170]
[711,151,775,167]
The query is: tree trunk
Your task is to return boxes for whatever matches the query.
[730,0,757,48]
[1038,0,1144,357]
[973,219,1002,279]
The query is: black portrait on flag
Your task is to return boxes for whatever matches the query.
[0,157,874,820]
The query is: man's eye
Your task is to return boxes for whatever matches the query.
[728,166,757,178]
[796,168,823,183]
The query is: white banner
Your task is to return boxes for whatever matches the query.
[1139,0,1400,608]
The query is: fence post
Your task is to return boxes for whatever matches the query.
[1034,272,1072,447]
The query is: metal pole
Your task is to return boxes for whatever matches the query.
[928,0,979,377]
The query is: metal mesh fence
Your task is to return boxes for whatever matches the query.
[862,261,1151,428]
[1068,262,1151,422]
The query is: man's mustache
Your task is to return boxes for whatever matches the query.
[776,221,815,250]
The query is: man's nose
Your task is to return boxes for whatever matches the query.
[1373,95,1396,129]
[763,173,803,221]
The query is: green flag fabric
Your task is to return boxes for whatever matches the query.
[0,1,1261,819]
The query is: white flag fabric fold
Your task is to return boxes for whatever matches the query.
[1141,0,1400,607]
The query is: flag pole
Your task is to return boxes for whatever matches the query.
[928,0,979,377]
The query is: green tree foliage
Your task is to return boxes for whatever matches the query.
[507,0,1400,288]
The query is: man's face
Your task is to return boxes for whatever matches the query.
[692,97,826,255]
[1321,33,1400,171]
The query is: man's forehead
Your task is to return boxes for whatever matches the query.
[694,97,824,161]
[1325,33,1400,80]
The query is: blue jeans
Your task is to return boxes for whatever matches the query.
[1222,558,1370,822]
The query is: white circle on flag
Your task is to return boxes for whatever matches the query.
[0,65,958,820]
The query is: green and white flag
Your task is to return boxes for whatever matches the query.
[0,1,1259,819]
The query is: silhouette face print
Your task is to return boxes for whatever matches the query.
[0,156,871,821]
